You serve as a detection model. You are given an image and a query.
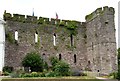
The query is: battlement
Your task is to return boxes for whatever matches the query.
[3,11,85,27]
[85,6,114,21]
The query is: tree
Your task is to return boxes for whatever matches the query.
[22,52,44,72]
[117,48,120,79]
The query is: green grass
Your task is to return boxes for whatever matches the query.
[1,76,103,81]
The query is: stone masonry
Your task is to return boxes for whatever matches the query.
[3,6,117,75]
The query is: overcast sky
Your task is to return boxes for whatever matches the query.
[0,0,119,47]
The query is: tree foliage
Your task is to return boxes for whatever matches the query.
[54,61,71,76]
[49,56,59,68]
[50,56,71,76]
[117,48,120,79]
[22,52,44,72]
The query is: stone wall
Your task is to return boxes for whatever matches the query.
[4,17,87,72]
[86,6,117,74]
[4,6,117,75]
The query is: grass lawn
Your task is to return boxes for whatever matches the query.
[1,76,103,81]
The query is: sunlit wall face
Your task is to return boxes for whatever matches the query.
[0,19,5,72]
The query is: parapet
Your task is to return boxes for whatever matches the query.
[3,11,85,27]
[85,6,115,21]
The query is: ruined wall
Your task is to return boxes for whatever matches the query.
[86,6,117,74]
[4,12,87,72]
[3,6,117,75]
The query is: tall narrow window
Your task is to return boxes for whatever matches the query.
[92,42,93,50]
[88,61,90,65]
[15,30,18,41]
[42,53,45,60]
[59,54,61,60]
[74,54,76,63]
[53,33,56,46]
[35,31,38,43]
[70,34,73,46]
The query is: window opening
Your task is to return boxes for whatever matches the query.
[53,33,56,46]
[59,54,61,60]
[15,30,18,41]
[35,31,38,43]
[74,54,76,63]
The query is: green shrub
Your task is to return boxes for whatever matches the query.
[3,71,10,76]
[54,61,71,76]
[3,66,13,73]
[43,62,49,70]
[20,73,32,77]
[117,65,120,79]
[30,72,40,77]
[80,72,87,76]
[50,56,59,68]
[49,56,71,76]
[45,71,59,77]
[19,72,45,77]
[10,69,24,78]
[10,72,20,78]
[109,72,118,79]
[22,52,44,72]
[117,48,120,79]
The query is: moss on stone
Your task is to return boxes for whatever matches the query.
[6,32,14,44]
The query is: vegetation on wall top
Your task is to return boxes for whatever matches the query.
[85,6,114,21]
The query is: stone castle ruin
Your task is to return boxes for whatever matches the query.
[3,6,117,75]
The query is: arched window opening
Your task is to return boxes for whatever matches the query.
[53,33,56,46]
[88,61,90,64]
[59,54,61,60]
[35,31,38,43]
[74,54,76,63]
[15,30,18,41]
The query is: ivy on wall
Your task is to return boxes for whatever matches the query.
[5,32,14,44]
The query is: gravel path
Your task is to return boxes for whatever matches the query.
[96,77,119,81]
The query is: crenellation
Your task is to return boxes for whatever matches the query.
[109,7,115,14]
[4,13,12,20]
[43,17,49,24]
[85,6,115,21]
[95,7,102,14]
[38,17,44,24]
[13,14,20,21]
[59,20,66,26]
[103,6,109,11]
[4,11,83,27]
[26,15,37,23]
[19,14,25,22]
[50,18,56,25]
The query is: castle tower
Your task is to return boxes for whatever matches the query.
[86,6,117,75]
